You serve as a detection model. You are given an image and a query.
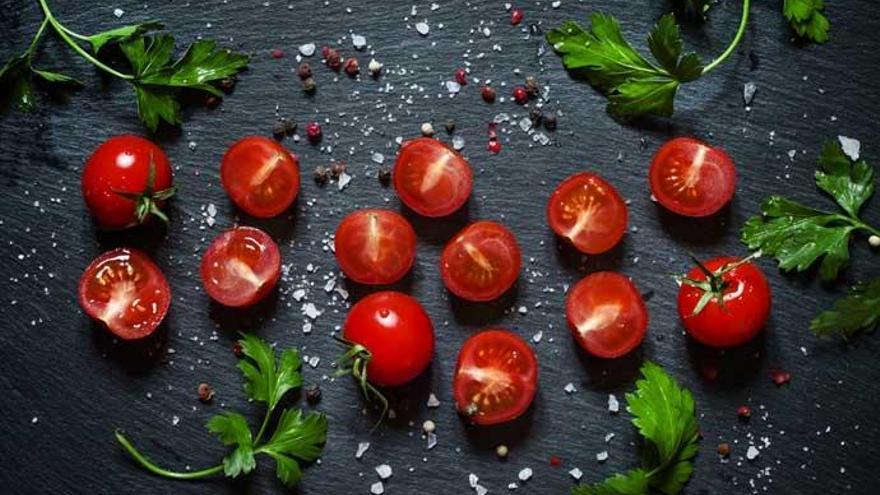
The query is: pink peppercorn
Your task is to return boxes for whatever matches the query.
[454,68,468,85]
[343,57,360,76]
[737,405,751,419]
[770,370,791,386]
[270,48,284,59]
[488,139,501,154]
[511,8,524,25]
[306,122,322,142]
[512,86,528,104]
[481,85,496,103]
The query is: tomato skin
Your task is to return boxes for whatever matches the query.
[393,138,473,217]
[453,329,538,425]
[82,135,173,230]
[220,136,300,218]
[547,172,628,254]
[649,137,737,217]
[78,248,170,340]
[334,209,417,285]
[343,292,434,387]
[200,226,281,307]
[566,272,648,358]
[677,257,771,348]
[440,221,521,301]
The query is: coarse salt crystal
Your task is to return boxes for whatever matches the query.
[375,464,393,479]
[469,473,479,488]
[352,34,367,50]
[596,451,608,462]
[518,467,533,481]
[372,152,385,164]
[370,481,384,494]
[569,467,583,480]
[746,445,760,460]
[608,394,620,413]
[113,8,124,17]
[838,135,860,161]
[427,393,441,408]
[338,171,352,190]
[564,382,576,394]
[426,432,438,449]
[299,43,316,57]
[356,441,371,459]
[416,22,430,36]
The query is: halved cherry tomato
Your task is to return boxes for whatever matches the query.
[82,135,175,230]
[547,172,627,254]
[220,136,300,218]
[440,221,521,301]
[334,209,417,285]
[78,248,170,340]
[393,138,473,217]
[200,226,281,307]
[453,329,538,425]
[649,137,737,217]
[343,291,434,387]
[565,272,648,358]
[677,256,770,348]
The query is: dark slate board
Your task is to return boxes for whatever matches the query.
[1,0,879,493]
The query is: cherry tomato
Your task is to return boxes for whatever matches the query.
[82,135,175,230]
[649,137,737,217]
[200,226,281,307]
[220,136,300,218]
[334,209,417,285]
[453,329,538,425]
[565,272,648,358]
[677,256,770,348]
[343,291,434,387]
[440,221,521,301]
[547,172,627,254]
[78,248,170,340]
[393,138,473,217]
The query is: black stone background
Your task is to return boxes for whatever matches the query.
[1,0,879,494]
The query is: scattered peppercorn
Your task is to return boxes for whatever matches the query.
[422,420,436,434]
[302,77,317,94]
[330,161,347,178]
[737,405,751,420]
[512,86,528,104]
[270,48,284,59]
[529,106,543,125]
[481,85,496,103]
[488,139,501,154]
[869,234,880,248]
[306,384,322,404]
[717,442,731,458]
[549,456,563,467]
[217,77,236,92]
[324,47,341,71]
[511,8,524,25]
[297,62,312,79]
[770,369,791,386]
[306,121,322,142]
[232,342,243,357]
[378,167,391,186]
[420,122,435,137]
[495,444,509,459]
[205,95,220,108]
[543,111,558,131]
[314,165,331,185]
[343,57,360,76]
[454,68,468,85]
[444,119,456,133]
[368,58,383,76]
[524,76,539,97]
[197,382,215,403]
[272,118,297,139]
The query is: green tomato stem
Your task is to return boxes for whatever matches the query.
[702,0,751,75]
[115,431,224,480]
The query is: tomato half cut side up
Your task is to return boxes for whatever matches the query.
[453,329,538,425]
[78,248,170,340]
[547,172,628,254]
[393,138,473,217]
[220,136,300,218]
[565,272,648,358]
[334,209,417,285]
[200,226,281,307]
[440,220,522,301]
[649,137,737,217]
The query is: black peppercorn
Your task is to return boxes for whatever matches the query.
[314,165,330,185]
[444,119,456,133]
[378,167,391,186]
[297,62,312,80]
[529,106,543,125]
[524,76,539,96]
[330,161,347,178]
[302,77,317,94]
[306,384,322,404]
[543,111,557,131]
[272,118,297,139]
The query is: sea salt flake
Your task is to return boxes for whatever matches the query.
[564,382,576,394]
[293,288,306,301]
[475,485,488,495]
[596,451,608,462]
[338,171,352,190]
[838,135,861,161]
[352,34,367,50]
[416,21,430,36]
[569,467,583,480]
[302,302,321,319]
[608,394,620,413]
[113,8,124,17]
[371,481,384,494]
[452,135,465,150]
[518,467,533,481]
[446,80,462,94]
[356,441,371,459]
[308,356,320,368]
[372,152,385,164]
[532,331,543,343]
[469,473,479,488]
[519,117,532,132]
[299,43,316,57]
[747,445,760,460]
[375,464,393,479]
[426,432,438,449]
[743,82,757,105]
[427,393,441,408]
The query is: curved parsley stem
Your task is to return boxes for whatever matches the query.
[115,431,224,480]
[702,0,751,75]
[37,0,134,80]
[25,17,49,57]
[253,412,272,445]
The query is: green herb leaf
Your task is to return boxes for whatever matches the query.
[815,140,875,218]
[783,0,829,43]
[207,412,256,477]
[0,54,36,111]
[811,277,880,337]
[259,410,328,488]
[31,67,81,85]
[236,333,303,411]
[572,469,649,495]
[547,13,702,119]
[86,20,164,53]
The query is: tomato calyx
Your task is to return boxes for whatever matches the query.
[333,336,389,428]
[112,157,178,225]
[676,251,761,316]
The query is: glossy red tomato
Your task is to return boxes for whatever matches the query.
[343,291,434,387]
[677,256,771,348]
[82,135,175,230]
[565,272,648,358]
[547,172,627,254]
[440,221,521,301]
[200,226,281,307]
[393,138,473,217]
[453,329,538,425]
[334,209,417,285]
[220,136,300,218]
[78,248,170,340]
[650,137,737,217]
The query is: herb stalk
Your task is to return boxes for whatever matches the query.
[702,0,751,74]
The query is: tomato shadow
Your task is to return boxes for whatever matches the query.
[552,236,626,278]
[459,403,535,452]
[90,321,168,374]
[655,202,733,247]
[574,343,645,391]
[685,326,768,390]
[207,289,281,335]
[379,366,435,427]
[340,269,416,304]
[399,201,471,246]
[448,284,520,328]
[91,218,170,255]
[233,198,300,245]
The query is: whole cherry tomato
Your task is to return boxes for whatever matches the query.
[393,138,473,217]
[200,226,281,307]
[334,209,417,285]
[650,137,737,217]
[566,271,648,358]
[440,220,521,301]
[220,136,300,218]
[547,172,627,254]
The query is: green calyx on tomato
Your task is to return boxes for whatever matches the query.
[111,156,178,225]
[333,336,389,427]
[676,252,760,316]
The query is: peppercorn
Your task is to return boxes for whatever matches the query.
[444,119,456,133]
[454,68,467,85]
[297,62,312,79]
[306,121,322,142]
[511,8,524,26]
[197,382,215,403]
[420,122,435,137]
[232,342,243,357]
[270,48,284,59]
[512,86,528,104]
[343,57,360,76]
[205,95,220,108]
[330,161,347,178]
[314,165,330,185]
[737,405,752,420]
[524,76,539,96]
[306,384,322,404]
[272,118,297,139]
[302,77,317,94]
[422,420,436,433]
[487,139,501,154]
[481,85,496,103]
[529,106,543,125]
[324,47,341,71]
[378,167,391,186]
[543,111,558,131]
[870,235,880,248]
[495,444,509,459]
[368,58,383,76]
[717,443,731,458]
[217,77,236,92]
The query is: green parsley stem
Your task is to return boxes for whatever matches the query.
[702,0,751,75]
[25,18,49,57]
[115,431,224,480]
[253,411,272,445]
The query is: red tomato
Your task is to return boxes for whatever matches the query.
[547,172,627,254]
[453,329,538,425]
[200,226,281,307]
[82,135,175,230]
[440,221,521,301]
[565,272,648,358]
[649,137,737,217]
[334,209,417,285]
[220,136,300,218]
[78,248,170,340]
[393,138,473,217]
[677,256,770,348]
[343,291,434,387]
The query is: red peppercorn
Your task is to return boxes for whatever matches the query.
[197,383,215,403]
[770,370,791,386]
[512,86,528,104]
[343,57,360,76]
[454,68,468,85]
[270,48,284,59]
[232,342,243,358]
[481,85,496,103]
[324,47,341,71]
[488,139,501,154]
[487,122,498,140]
[306,121,323,142]
[321,45,331,57]
[511,8,524,25]
[549,456,563,467]
[297,62,312,80]
[737,405,751,419]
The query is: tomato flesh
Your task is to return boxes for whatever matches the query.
[393,138,473,217]
[453,329,538,425]
[547,172,627,254]
[221,136,300,218]
[565,272,648,358]
[677,257,770,348]
[334,209,417,285]
[440,221,521,301]
[78,248,170,340]
[649,137,737,217]
[343,291,434,387]
[200,226,281,307]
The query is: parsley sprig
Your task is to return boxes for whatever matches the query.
[114,333,327,488]
[0,0,248,131]
[783,0,830,43]
[573,362,699,495]
[811,276,880,338]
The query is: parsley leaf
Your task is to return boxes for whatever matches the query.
[259,409,329,488]
[86,20,164,53]
[573,470,649,495]
[815,140,875,218]
[547,13,702,119]
[0,54,37,112]
[237,332,303,410]
[783,0,829,43]
[811,277,880,337]
[207,412,256,477]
